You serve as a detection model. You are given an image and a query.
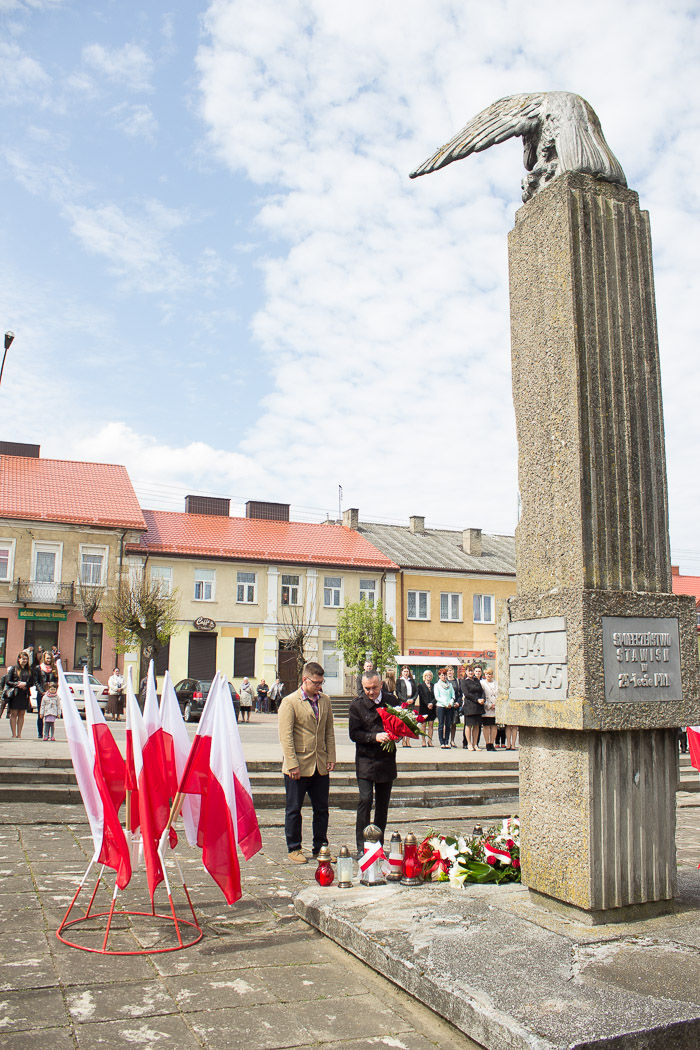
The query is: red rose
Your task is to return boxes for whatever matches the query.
[513,858,521,869]
[506,839,515,849]
[486,856,498,866]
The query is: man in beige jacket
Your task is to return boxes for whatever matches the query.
[278,661,336,863]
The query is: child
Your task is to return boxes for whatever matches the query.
[40,683,59,741]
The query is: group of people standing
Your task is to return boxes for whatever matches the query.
[238,676,285,721]
[393,664,518,752]
[1,647,60,740]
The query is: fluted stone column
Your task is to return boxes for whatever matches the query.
[498,173,700,921]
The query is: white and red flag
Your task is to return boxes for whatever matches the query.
[125,669,175,901]
[687,726,700,772]
[57,661,131,889]
[82,666,126,813]
[178,674,262,903]
[159,670,200,847]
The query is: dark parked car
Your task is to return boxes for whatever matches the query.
[173,678,240,723]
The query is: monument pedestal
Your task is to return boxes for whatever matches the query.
[498,173,700,920]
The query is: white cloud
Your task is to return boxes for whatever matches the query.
[82,42,153,92]
[111,102,158,141]
[64,200,192,295]
[0,40,49,104]
[190,0,700,556]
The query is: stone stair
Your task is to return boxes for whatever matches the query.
[1,753,697,809]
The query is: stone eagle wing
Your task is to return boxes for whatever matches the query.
[409,93,545,178]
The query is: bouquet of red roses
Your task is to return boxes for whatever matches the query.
[378,705,427,752]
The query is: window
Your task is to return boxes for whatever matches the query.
[473,594,495,623]
[194,568,215,601]
[74,622,103,669]
[359,578,376,606]
[0,540,16,582]
[237,571,257,604]
[31,541,62,601]
[322,640,340,678]
[32,542,62,583]
[324,576,342,608]
[0,618,6,665]
[128,557,144,588]
[150,565,172,596]
[281,574,300,606]
[440,592,462,621]
[80,545,107,586]
[407,590,430,620]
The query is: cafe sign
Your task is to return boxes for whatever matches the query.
[18,608,68,621]
[193,616,217,632]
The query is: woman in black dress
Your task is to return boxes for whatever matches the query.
[6,652,33,739]
[461,665,485,751]
[417,670,436,747]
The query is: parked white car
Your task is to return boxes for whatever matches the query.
[62,672,109,716]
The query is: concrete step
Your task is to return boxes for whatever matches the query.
[0,781,520,808]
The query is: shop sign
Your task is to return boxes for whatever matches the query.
[407,648,495,659]
[193,616,217,632]
[18,608,68,621]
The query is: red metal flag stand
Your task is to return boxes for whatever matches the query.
[56,839,203,956]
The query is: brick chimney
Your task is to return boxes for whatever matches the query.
[343,508,359,529]
[409,516,425,534]
[672,565,680,576]
[463,528,482,556]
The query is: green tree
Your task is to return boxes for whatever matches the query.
[336,599,399,675]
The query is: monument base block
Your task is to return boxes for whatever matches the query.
[527,888,676,926]
[519,725,678,914]
[296,872,700,1050]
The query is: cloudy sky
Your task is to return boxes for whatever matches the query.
[1,1,699,568]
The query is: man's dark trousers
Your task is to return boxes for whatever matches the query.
[356,778,393,856]
[284,770,330,854]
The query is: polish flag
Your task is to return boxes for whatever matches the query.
[125,670,174,900]
[57,662,131,889]
[159,670,200,848]
[82,666,126,813]
[687,726,700,771]
[178,674,262,903]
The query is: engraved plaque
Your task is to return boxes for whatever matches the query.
[602,616,682,702]
[508,616,568,700]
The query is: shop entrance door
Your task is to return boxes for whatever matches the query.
[23,620,59,658]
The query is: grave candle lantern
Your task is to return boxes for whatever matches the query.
[336,846,354,888]
[314,845,335,887]
[386,831,403,882]
[400,832,423,887]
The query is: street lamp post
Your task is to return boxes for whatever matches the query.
[0,331,15,388]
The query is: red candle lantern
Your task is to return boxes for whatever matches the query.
[314,845,335,887]
[400,832,423,887]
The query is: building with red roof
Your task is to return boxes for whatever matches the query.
[125,497,399,695]
[672,566,700,655]
[0,444,146,686]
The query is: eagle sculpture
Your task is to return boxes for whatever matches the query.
[409,92,627,202]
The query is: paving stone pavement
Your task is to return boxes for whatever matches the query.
[2,798,700,1050]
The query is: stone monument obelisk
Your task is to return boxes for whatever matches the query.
[411,92,700,921]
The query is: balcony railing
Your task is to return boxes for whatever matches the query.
[16,580,75,606]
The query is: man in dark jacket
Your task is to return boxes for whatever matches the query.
[348,669,396,857]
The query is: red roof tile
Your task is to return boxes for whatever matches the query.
[131,509,399,570]
[0,455,146,530]
[672,574,700,601]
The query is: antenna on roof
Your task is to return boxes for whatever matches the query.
[338,484,343,523]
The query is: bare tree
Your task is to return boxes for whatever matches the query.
[75,575,106,674]
[103,576,180,681]
[277,582,320,684]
